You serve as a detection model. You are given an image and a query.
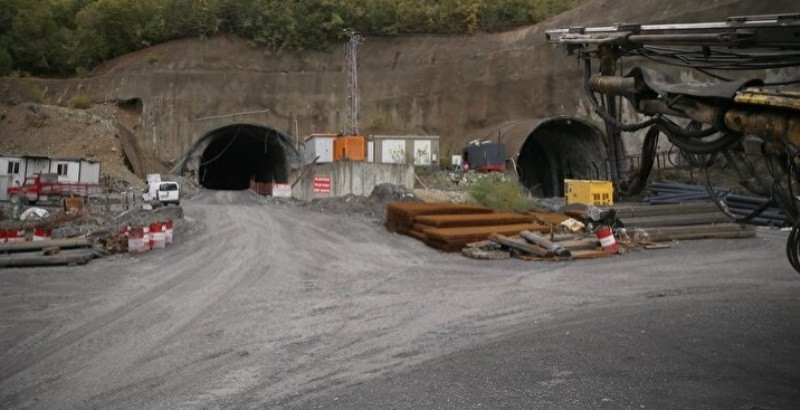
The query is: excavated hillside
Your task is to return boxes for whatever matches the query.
[0,0,796,185]
[0,102,142,186]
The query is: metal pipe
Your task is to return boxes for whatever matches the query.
[724,108,800,146]
[589,75,637,99]
[735,91,800,111]
[627,32,753,45]
[520,230,572,257]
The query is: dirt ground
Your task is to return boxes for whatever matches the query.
[1,189,797,408]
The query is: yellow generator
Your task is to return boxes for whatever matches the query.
[564,179,613,206]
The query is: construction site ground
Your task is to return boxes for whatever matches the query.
[1,189,798,408]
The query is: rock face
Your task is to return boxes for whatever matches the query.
[0,0,794,169]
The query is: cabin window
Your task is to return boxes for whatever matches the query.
[7,161,20,174]
[57,163,69,176]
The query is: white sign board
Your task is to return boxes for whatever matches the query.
[272,183,292,198]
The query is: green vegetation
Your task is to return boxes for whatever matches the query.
[67,93,92,108]
[0,0,584,77]
[467,172,533,213]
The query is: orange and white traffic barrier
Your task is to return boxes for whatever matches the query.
[149,222,166,249]
[595,226,619,254]
[6,229,25,243]
[32,228,52,241]
[164,220,173,245]
[128,227,147,254]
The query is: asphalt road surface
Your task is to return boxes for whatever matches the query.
[1,190,798,409]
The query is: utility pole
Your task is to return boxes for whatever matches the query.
[344,30,363,135]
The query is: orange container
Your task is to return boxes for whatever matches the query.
[333,135,366,162]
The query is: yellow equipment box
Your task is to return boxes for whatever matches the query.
[564,179,613,206]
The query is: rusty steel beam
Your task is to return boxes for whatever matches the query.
[425,223,549,242]
[413,213,535,228]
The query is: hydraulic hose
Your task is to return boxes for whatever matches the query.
[786,222,800,275]
[621,126,659,195]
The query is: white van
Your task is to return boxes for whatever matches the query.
[144,180,180,205]
[156,181,180,205]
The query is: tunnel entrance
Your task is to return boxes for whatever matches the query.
[516,117,608,198]
[191,124,292,190]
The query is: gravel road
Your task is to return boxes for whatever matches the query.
[1,190,798,408]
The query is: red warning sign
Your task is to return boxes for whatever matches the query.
[313,177,331,193]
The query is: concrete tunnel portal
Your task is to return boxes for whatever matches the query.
[183,124,299,190]
[513,117,609,198]
[181,118,608,196]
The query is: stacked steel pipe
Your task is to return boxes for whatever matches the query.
[643,181,788,227]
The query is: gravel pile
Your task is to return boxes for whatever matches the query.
[261,183,419,224]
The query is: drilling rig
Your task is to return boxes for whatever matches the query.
[545,13,800,273]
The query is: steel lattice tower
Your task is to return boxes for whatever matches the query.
[344,31,363,135]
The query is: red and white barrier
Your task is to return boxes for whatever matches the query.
[32,228,52,241]
[164,220,173,245]
[143,226,151,251]
[128,227,147,254]
[0,230,6,243]
[595,226,619,254]
[123,220,175,255]
[6,229,25,243]
[149,222,166,249]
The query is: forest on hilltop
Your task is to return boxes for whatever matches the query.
[0,0,584,77]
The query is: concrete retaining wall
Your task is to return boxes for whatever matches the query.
[294,162,414,201]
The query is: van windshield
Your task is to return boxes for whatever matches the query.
[159,183,178,191]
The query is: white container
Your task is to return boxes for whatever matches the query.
[304,134,337,163]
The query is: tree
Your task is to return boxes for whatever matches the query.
[6,1,73,76]
[0,0,587,76]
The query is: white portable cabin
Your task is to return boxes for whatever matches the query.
[0,155,25,186]
[368,135,440,166]
[304,133,338,164]
[47,157,101,183]
[0,155,101,185]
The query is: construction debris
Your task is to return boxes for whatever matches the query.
[0,237,106,268]
[0,182,191,267]
[461,244,511,260]
[520,230,572,257]
[385,195,763,263]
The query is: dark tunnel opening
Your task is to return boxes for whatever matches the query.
[517,118,608,198]
[198,124,290,190]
